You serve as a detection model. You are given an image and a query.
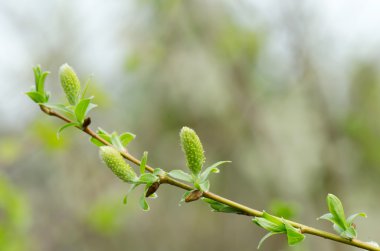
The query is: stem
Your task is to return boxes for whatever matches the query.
[39,104,380,251]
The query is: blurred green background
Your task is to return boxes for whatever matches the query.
[1,0,380,250]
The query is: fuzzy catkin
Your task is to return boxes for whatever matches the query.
[99,146,137,183]
[180,127,205,176]
[59,63,81,105]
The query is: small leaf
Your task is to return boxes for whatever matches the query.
[123,184,138,204]
[120,132,136,147]
[110,132,124,151]
[81,75,92,99]
[139,187,150,211]
[75,98,92,124]
[90,137,106,147]
[257,232,279,249]
[200,161,231,182]
[283,220,305,246]
[57,122,78,138]
[198,180,210,192]
[138,173,159,184]
[202,198,244,214]
[252,217,285,233]
[168,170,193,183]
[43,103,73,115]
[318,213,341,226]
[26,91,46,103]
[327,194,348,230]
[140,151,148,174]
[263,211,284,227]
[346,212,367,225]
[85,103,97,116]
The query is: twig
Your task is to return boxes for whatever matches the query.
[39,104,380,251]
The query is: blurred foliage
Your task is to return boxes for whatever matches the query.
[0,176,30,251]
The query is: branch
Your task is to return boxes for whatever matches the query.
[38,104,379,251]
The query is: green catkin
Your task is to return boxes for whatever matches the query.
[180,127,205,176]
[99,146,137,183]
[59,63,81,105]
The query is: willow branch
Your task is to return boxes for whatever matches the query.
[39,104,380,251]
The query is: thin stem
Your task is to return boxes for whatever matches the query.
[39,105,380,251]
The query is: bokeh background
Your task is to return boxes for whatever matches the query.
[1,0,380,250]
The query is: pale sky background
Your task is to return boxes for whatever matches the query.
[1,0,380,127]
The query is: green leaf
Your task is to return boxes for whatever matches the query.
[120,132,136,147]
[327,194,348,230]
[139,187,150,211]
[44,103,74,115]
[283,220,305,246]
[318,213,341,226]
[198,180,210,192]
[26,91,46,103]
[123,184,138,204]
[138,173,158,184]
[111,132,124,151]
[252,217,286,233]
[57,122,79,138]
[168,170,193,183]
[80,75,92,99]
[37,71,49,94]
[262,211,284,227]
[346,212,367,225]
[202,198,244,214]
[200,161,231,182]
[257,232,279,249]
[90,137,106,147]
[140,151,148,174]
[75,98,92,124]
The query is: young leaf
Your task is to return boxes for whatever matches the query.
[26,91,46,103]
[202,198,244,214]
[43,103,74,115]
[57,122,79,138]
[198,180,210,192]
[200,161,231,182]
[283,220,305,246]
[252,217,286,233]
[257,232,279,249]
[90,137,106,147]
[120,132,136,147]
[75,98,92,124]
[140,151,148,174]
[139,186,150,211]
[111,132,124,151]
[168,170,193,183]
[326,194,348,230]
[346,212,367,226]
[138,173,158,184]
[123,184,139,204]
